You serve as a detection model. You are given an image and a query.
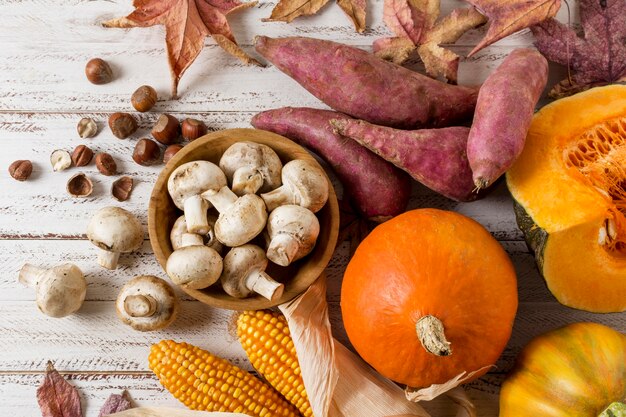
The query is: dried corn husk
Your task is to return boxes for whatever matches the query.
[109,408,253,417]
[279,276,430,417]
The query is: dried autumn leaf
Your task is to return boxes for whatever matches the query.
[37,361,83,417]
[264,0,366,33]
[464,0,561,56]
[99,392,132,417]
[374,0,486,83]
[531,0,626,98]
[103,0,261,98]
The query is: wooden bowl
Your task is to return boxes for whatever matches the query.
[148,128,339,310]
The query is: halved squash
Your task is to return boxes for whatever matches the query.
[507,84,626,313]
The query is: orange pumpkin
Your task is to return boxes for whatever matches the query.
[341,208,518,388]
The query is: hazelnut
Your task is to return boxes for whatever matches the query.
[163,144,184,164]
[67,173,93,197]
[181,118,207,141]
[109,112,138,139]
[9,160,33,181]
[71,145,94,167]
[133,138,161,166]
[77,117,98,138]
[151,114,180,145]
[131,85,158,112]
[95,153,117,176]
[85,58,113,85]
[112,176,134,201]
[50,150,72,172]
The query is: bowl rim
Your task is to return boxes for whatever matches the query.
[148,128,340,310]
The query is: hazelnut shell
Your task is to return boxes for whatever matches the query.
[67,173,93,197]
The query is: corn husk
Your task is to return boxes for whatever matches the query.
[405,366,491,402]
[279,276,430,417]
[109,408,252,417]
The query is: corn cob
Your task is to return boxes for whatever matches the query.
[237,310,313,417]
[148,340,301,417]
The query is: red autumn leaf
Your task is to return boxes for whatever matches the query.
[98,392,132,417]
[464,0,561,56]
[103,0,261,98]
[532,0,626,98]
[36,362,83,417]
[374,0,486,83]
[264,0,366,33]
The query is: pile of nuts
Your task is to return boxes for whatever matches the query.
[164,141,330,303]
[8,57,209,203]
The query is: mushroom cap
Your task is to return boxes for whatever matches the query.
[221,244,268,298]
[214,194,268,247]
[219,142,283,193]
[166,245,223,290]
[36,263,86,318]
[87,206,143,253]
[115,275,179,331]
[170,214,223,253]
[281,160,329,213]
[167,161,226,209]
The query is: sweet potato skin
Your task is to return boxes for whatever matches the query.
[331,119,477,202]
[255,36,478,129]
[251,107,412,221]
[467,48,548,189]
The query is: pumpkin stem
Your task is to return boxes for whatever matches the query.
[416,315,452,356]
[600,402,626,417]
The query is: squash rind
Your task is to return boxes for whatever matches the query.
[513,200,546,270]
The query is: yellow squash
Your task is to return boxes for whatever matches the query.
[507,84,626,312]
[500,322,626,417]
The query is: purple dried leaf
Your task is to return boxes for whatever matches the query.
[98,392,132,417]
[532,0,626,97]
[36,362,83,417]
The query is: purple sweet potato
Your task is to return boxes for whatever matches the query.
[255,36,479,129]
[252,107,412,221]
[331,118,477,202]
[467,48,548,189]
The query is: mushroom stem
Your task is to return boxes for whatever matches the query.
[184,194,209,234]
[18,263,45,288]
[260,188,289,212]
[123,294,158,318]
[181,233,204,247]
[244,271,284,301]
[416,315,452,356]
[202,186,238,213]
[232,166,264,196]
[267,234,300,267]
[98,249,121,270]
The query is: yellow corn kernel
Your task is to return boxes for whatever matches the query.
[237,310,314,417]
[148,340,301,417]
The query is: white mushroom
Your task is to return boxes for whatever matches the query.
[266,205,320,266]
[167,161,227,234]
[116,275,179,331]
[221,244,284,301]
[19,263,86,318]
[219,142,283,195]
[170,214,223,254]
[260,159,329,213]
[166,236,223,290]
[202,186,268,247]
[87,207,143,270]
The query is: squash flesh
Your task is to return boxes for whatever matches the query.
[507,85,626,312]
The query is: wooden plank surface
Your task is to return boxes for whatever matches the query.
[1,0,618,416]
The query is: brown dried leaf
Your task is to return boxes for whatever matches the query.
[464,0,561,56]
[265,0,365,33]
[36,362,83,417]
[374,0,486,82]
[99,392,132,417]
[103,0,260,98]
[532,0,626,98]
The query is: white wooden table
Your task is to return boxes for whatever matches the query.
[1,1,623,416]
